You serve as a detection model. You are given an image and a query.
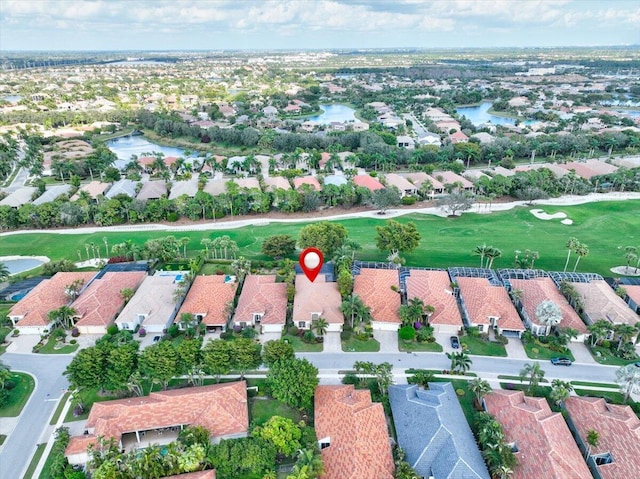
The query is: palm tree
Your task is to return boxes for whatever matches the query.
[340,295,368,329]
[519,362,545,393]
[486,247,502,268]
[469,378,492,409]
[614,324,637,352]
[311,318,328,337]
[616,363,640,403]
[180,237,190,258]
[200,238,212,259]
[585,429,599,459]
[0,262,10,282]
[294,448,323,477]
[572,242,589,272]
[550,379,573,407]
[535,300,562,335]
[563,237,579,272]
[47,306,77,330]
[120,288,134,303]
[446,351,472,374]
[473,244,490,268]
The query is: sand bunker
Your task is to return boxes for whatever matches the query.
[561,219,573,225]
[530,208,567,220]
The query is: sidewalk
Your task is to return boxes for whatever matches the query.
[29,394,73,479]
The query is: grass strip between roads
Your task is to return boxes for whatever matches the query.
[49,392,71,425]
[0,372,36,417]
[22,443,46,479]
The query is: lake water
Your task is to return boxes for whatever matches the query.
[307,104,361,124]
[612,109,640,118]
[107,136,194,169]
[2,258,45,275]
[456,102,538,126]
[2,95,21,103]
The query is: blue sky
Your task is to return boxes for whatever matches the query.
[1,0,639,51]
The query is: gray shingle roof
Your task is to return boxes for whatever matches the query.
[32,184,72,205]
[389,383,490,479]
[105,179,138,199]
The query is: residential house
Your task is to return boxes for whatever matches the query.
[65,382,248,465]
[405,270,462,334]
[293,176,321,191]
[105,179,138,199]
[456,276,525,336]
[233,275,287,334]
[168,178,199,200]
[32,184,72,206]
[323,174,348,187]
[262,105,278,117]
[353,268,401,331]
[623,284,640,314]
[263,176,291,192]
[449,130,469,144]
[432,171,475,192]
[416,131,442,147]
[292,275,343,332]
[564,396,640,479]
[352,175,384,192]
[384,173,417,197]
[470,132,495,144]
[402,172,445,197]
[315,385,394,479]
[71,181,110,201]
[484,390,591,479]
[8,272,97,335]
[234,177,261,190]
[115,275,181,333]
[136,181,167,201]
[175,275,238,332]
[0,186,37,208]
[515,163,569,178]
[165,472,215,479]
[203,178,227,197]
[508,276,588,340]
[569,279,639,337]
[389,383,490,479]
[71,271,146,335]
[396,135,415,149]
[558,160,618,180]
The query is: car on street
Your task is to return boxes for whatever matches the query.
[550,357,572,366]
[635,362,640,368]
[450,336,460,349]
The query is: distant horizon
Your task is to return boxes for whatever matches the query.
[1,0,638,51]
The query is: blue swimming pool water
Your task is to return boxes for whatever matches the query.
[9,291,28,301]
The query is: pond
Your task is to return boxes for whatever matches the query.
[456,102,538,127]
[0,256,48,275]
[307,104,362,125]
[2,95,21,103]
[107,136,196,169]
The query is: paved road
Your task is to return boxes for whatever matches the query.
[3,166,29,194]
[0,353,73,479]
[298,352,620,384]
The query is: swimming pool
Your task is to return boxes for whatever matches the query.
[9,290,30,301]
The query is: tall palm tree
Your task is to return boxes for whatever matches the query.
[614,324,637,352]
[0,262,9,282]
[47,306,77,330]
[585,429,599,459]
[563,237,579,272]
[446,351,472,374]
[519,362,545,393]
[550,379,573,407]
[572,242,589,272]
[180,237,190,258]
[473,244,490,268]
[311,318,328,337]
[295,448,324,476]
[486,247,502,268]
[535,300,563,335]
[469,378,492,409]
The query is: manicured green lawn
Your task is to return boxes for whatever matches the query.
[342,337,380,352]
[589,345,639,366]
[574,388,629,405]
[64,388,116,422]
[37,336,79,354]
[570,380,619,389]
[460,336,507,357]
[23,443,46,479]
[49,392,71,425]
[523,342,575,361]
[250,397,303,426]
[1,201,639,276]
[0,372,35,417]
[430,378,478,427]
[0,434,5,445]
[282,334,323,352]
[399,339,443,352]
[497,374,548,383]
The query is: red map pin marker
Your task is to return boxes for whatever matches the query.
[299,247,324,283]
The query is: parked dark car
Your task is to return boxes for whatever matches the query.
[551,357,572,366]
[153,335,161,343]
[450,336,460,349]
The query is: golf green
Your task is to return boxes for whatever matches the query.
[0,200,638,276]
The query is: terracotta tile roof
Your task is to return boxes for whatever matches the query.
[176,275,238,326]
[293,176,321,191]
[564,397,640,479]
[9,272,97,327]
[432,171,474,189]
[570,280,638,326]
[66,382,248,458]
[625,284,640,308]
[484,390,591,479]
[509,277,587,334]
[73,181,110,199]
[293,275,343,324]
[558,160,618,179]
[384,173,416,192]
[165,472,215,479]
[353,175,384,191]
[457,277,525,331]
[233,275,287,325]
[315,385,394,479]
[235,177,261,190]
[405,270,462,327]
[353,268,401,324]
[71,272,146,328]
[263,176,291,191]
[64,435,98,456]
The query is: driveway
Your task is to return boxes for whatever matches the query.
[374,330,398,353]
[323,332,341,352]
[504,337,528,359]
[568,342,596,364]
